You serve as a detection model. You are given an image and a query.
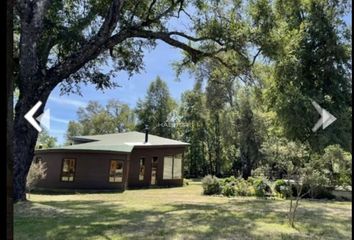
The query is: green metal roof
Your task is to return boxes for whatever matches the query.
[37,131,189,153]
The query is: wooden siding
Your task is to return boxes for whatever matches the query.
[35,152,128,190]
[127,147,186,188]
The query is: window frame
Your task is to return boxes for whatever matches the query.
[60,158,76,182]
[173,153,183,179]
[108,159,124,183]
[163,154,183,180]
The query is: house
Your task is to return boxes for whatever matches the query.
[34,130,189,191]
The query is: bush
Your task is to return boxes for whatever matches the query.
[273,179,290,198]
[251,177,272,197]
[202,175,221,195]
[235,178,251,196]
[303,183,335,199]
[26,160,47,198]
[221,184,236,197]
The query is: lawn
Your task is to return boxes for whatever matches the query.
[14,182,352,240]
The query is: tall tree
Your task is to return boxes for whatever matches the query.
[13,0,257,201]
[135,77,176,138]
[236,90,262,179]
[180,82,208,177]
[256,0,352,152]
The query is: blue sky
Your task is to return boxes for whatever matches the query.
[45,12,352,145]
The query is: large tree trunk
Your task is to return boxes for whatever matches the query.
[13,89,51,202]
[7,0,14,237]
[214,114,222,177]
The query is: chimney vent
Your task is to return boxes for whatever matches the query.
[144,124,149,143]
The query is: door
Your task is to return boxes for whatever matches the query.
[151,157,158,185]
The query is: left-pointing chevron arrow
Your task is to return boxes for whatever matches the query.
[24,101,43,132]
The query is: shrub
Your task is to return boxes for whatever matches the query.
[273,179,290,198]
[26,160,47,198]
[219,176,237,187]
[221,184,236,197]
[202,175,221,195]
[302,183,335,199]
[235,178,252,196]
[251,177,272,197]
[224,176,237,183]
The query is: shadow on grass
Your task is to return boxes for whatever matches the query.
[14,199,351,240]
[30,188,125,195]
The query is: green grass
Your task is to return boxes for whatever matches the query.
[14,182,352,240]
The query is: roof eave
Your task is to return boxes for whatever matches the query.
[34,149,131,154]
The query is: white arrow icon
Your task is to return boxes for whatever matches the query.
[24,101,50,132]
[311,101,337,132]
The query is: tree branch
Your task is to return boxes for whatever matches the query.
[44,0,125,87]
[96,0,125,39]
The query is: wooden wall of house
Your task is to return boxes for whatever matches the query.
[34,151,128,190]
[128,147,186,188]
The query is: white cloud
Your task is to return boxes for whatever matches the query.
[48,96,86,108]
[51,116,70,124]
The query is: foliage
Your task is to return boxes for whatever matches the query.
[312,145,352,189]
[135,77,177,138]
[35,130,57,149]
[201,175,221,195]
[261,0,352,152]
[273,179,290,198]
[26,161,47,198]
[65,100,135,143]
[235,178,254,196]
[236,90,263,179]
[179,82,209,177]
[221,183,236,197]
[250,177,272,197]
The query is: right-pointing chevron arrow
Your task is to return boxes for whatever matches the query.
[311,101,337,132]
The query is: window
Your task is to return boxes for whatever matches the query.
[163,156,173,179]
[173,154,182,179]
[163,154,183,179]
[151,157,158,185]
[139,158,145,181]
[109,160,123,182]
[61,159,76,182]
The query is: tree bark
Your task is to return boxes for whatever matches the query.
[13,87,51,202]
[7,0,14,237]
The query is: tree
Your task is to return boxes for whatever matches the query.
[236,90,262,179]
[180,82,208,177]
[135,77,177,138]
[312,145,352,189]
[65,121,84,145]
[258,0,352,152]
[35,129,57,149]
[65,100,135,143]
[261,137,330,227]
[26,160,47,199]
[13,0,263,201]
